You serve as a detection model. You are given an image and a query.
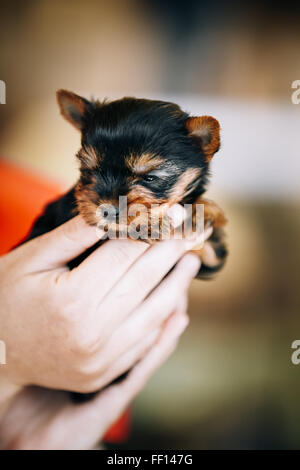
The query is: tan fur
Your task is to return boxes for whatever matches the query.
[200,198,227,227]
[75,180,100,225]
[77,147,100,170]
[126,153,164,175]
[56,89,88,130]
[168,168,201,202]
[186,116,220,162]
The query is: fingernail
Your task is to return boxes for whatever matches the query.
[185,233,204,250]
[204,225,213,241]
[184,225,213,250]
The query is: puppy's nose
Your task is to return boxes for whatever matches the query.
[106,206,119,222]
[107,206,119,221]
[99,205,119,222]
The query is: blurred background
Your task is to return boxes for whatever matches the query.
[1,0,300,449]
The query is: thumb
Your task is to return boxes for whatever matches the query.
[20,216,105,271]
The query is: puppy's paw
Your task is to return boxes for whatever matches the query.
[195,227,228,279]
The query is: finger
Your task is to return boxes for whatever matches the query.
[175,293,188,316]
[99,254,199,359]
[95,310,189,429]
[59,310,188,450]
[69,238,149,296]
[20,216,105,271]
[90,327,161,391]
[69,204,187,297]
[188,225,213,251]
[92,295,189,390]
[96,227,205,330]
[201,241,220,267]
[122,309,189,390]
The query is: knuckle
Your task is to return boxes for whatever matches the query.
[56,296,86,325]
[71,329,100,357]
[71,379,99,395]
[70,357,107,390]
[78,359,102,379]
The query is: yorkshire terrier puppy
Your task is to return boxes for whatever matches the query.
[26,90,228,401]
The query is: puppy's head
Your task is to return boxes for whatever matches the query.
[57,90,220,231]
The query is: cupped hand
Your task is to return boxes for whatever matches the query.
[0,307,188,450]
[0,208,211,399]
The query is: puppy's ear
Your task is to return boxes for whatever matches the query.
[56,89,92,131]
[186,116,220,162]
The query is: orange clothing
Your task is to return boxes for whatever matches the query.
[0,160,129,442]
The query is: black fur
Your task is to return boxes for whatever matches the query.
[79,98,209,200]
[24,94,227,403]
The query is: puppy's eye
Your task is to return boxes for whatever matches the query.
[143,174,158,183]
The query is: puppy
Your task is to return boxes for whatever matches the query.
[26,90,228,401]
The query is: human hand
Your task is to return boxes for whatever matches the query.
[0,209,211,400]
[0,307,188,450]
